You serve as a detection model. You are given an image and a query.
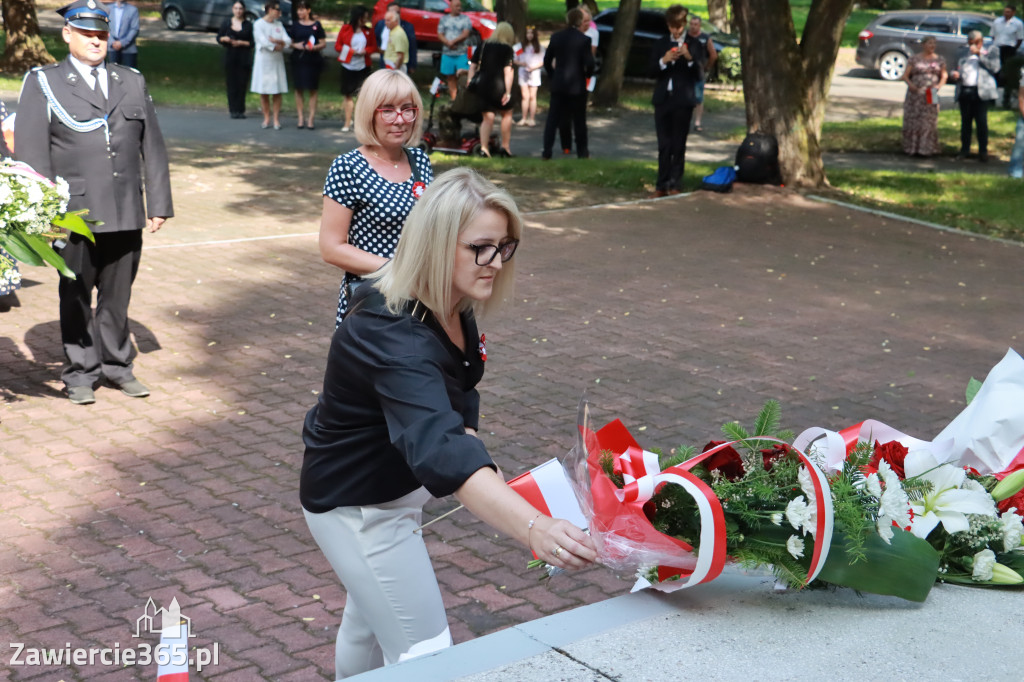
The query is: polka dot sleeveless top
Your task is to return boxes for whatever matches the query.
[322,146,433,325]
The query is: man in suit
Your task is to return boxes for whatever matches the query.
[951,30,1001,163]
[648,4,700,196]
[374,3,417,73]
[107,0,139,67]
[542,8,594,160]
[15,0,173,405]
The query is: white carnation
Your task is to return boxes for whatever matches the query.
[786,496,813,534]
[1000,509,1024,553]
[786,535,805,559]
[972,548,996,581]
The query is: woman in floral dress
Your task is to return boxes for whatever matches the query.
[901,37,947,157]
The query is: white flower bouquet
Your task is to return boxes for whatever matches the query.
[1,159,94,287]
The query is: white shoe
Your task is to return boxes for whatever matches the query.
[342,126,351,132]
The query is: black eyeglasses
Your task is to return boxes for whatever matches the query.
[459,238,519,266]
[377,106,418,124]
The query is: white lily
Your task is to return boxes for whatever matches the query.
[904,450,997,539]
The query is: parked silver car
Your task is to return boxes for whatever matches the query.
[161,0,292,31]
[855,10,994,80]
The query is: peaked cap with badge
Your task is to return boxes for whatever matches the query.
[58,0,111,31]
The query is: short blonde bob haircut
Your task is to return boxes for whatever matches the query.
[371,168,522,320]
[489,21,515,45]
[354,69,424,148]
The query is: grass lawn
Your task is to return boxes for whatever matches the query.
[821,108,1020,159]
[825,169,1024,242]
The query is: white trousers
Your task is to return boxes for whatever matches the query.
[303,487,452,679]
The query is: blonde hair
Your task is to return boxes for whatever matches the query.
[489,21,515,45]
[372,168,522,319]
[354,70,424,147]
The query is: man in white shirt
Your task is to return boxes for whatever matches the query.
[992,5,1024,108]
[951,30,1001,162]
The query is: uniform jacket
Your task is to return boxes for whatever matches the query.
[15,59,173,233]
[955,47,1001,102]
[108,2,141,54]
[543,26,594,96]
[649,35,701,108]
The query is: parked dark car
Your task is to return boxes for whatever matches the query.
[593,9,738,78]
[161,0,292,31]
[855,10,994,80]
[372,0,496,48]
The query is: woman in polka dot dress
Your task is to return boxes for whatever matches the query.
[319,70,433,325]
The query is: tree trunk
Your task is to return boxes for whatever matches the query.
[592,0,640,107]
[731,0,852,188]
[707,0,731,34]
[929,0,943,9]
[495,0,527,39]
[1,0,56,73]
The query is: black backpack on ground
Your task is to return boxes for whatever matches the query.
[735,132,782,185]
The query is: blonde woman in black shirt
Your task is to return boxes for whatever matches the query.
[301,167,596,678]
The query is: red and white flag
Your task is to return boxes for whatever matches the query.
[339,44,352,63]
[512,42,523,57]
[508,459,587,530]
[156,599,189,682]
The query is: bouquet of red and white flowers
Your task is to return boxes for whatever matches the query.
[556,349,1024,602]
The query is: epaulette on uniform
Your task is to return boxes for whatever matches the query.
[110,63,142,76]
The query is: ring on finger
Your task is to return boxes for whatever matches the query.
[553,545,563,558]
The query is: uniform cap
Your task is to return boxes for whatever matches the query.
[57,0,110,31]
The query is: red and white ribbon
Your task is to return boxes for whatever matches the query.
[614,445,727,591]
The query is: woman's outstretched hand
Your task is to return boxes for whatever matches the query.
[529,515,598,570]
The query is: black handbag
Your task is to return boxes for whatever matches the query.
[467,44,485,92]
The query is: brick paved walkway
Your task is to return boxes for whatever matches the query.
[2,149,1023,680]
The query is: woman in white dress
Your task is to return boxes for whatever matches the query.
[251,1,289,129]
[514,25,544,126]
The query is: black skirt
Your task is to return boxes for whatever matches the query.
[340,66,371,96]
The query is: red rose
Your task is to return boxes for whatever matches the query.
[866,440,909,479]
[760,443,793,471]
[700,441,745,480]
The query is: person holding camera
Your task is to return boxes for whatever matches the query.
[648,4,700,196]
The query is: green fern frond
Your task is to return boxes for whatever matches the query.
[721,420,749,443]
[753,400,782,438]
[661,445,697,469]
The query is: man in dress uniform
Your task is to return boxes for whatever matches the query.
[15,0,173,405]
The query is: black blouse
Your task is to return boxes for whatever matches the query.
[300,287,495,512]
[217,18,254,55]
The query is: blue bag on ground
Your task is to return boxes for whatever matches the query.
[700,165,737,193]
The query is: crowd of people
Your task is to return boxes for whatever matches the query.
[899,4,1023,173]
